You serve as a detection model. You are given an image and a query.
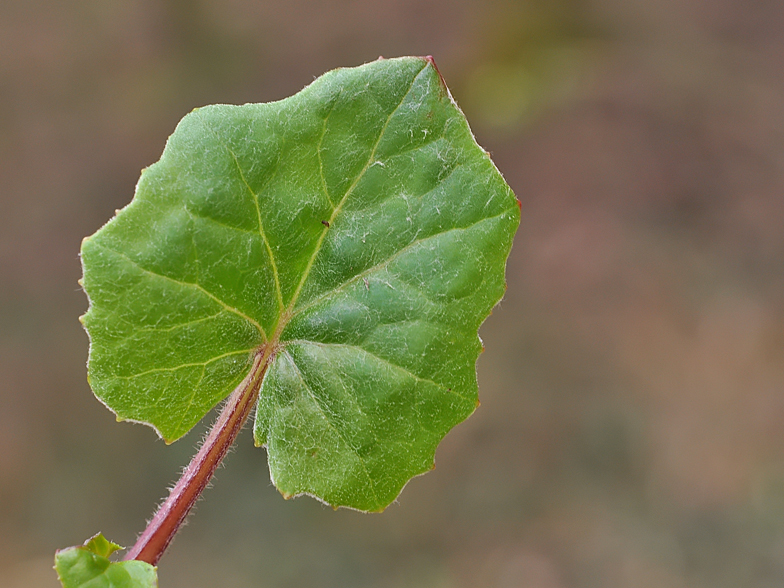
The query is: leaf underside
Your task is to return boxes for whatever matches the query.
[81,56,520,512]
[55,534,157,588]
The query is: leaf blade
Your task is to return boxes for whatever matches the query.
[81,56,520,509]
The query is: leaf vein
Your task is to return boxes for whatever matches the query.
[110,348,256,380]
[292,206,515,317]
[94,243,267,340]
[107,311,226,345]
[282,63,429,320]
[287,340,468,403]
[284,350,380,505]
[198,116,284,311]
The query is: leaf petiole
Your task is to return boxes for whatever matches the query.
[124,345,274,565]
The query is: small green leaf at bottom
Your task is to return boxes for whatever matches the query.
[55,534,157,588]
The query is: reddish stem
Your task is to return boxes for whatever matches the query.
[124,348,272,565]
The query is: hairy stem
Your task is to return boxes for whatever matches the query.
[124,347,273,565]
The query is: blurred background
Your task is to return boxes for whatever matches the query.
[1,1,783,586]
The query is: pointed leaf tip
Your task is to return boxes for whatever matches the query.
[422,55,448,92]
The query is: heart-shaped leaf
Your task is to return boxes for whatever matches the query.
[80,56,519,512]
[55,534,157,588]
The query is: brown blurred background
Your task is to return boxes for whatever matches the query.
[1,1,783,587]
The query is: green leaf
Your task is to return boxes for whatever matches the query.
[81,56,519,512]
[55,534,157,588]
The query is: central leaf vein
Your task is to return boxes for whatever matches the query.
[281,63,428,323]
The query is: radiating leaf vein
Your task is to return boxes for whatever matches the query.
[285,349,380,505]
[109,348,256,380]
[108,311,225,343]
[288,340,468,403]
[95,243,267,340]
[292,206,515,316]
[198,116,284,311]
